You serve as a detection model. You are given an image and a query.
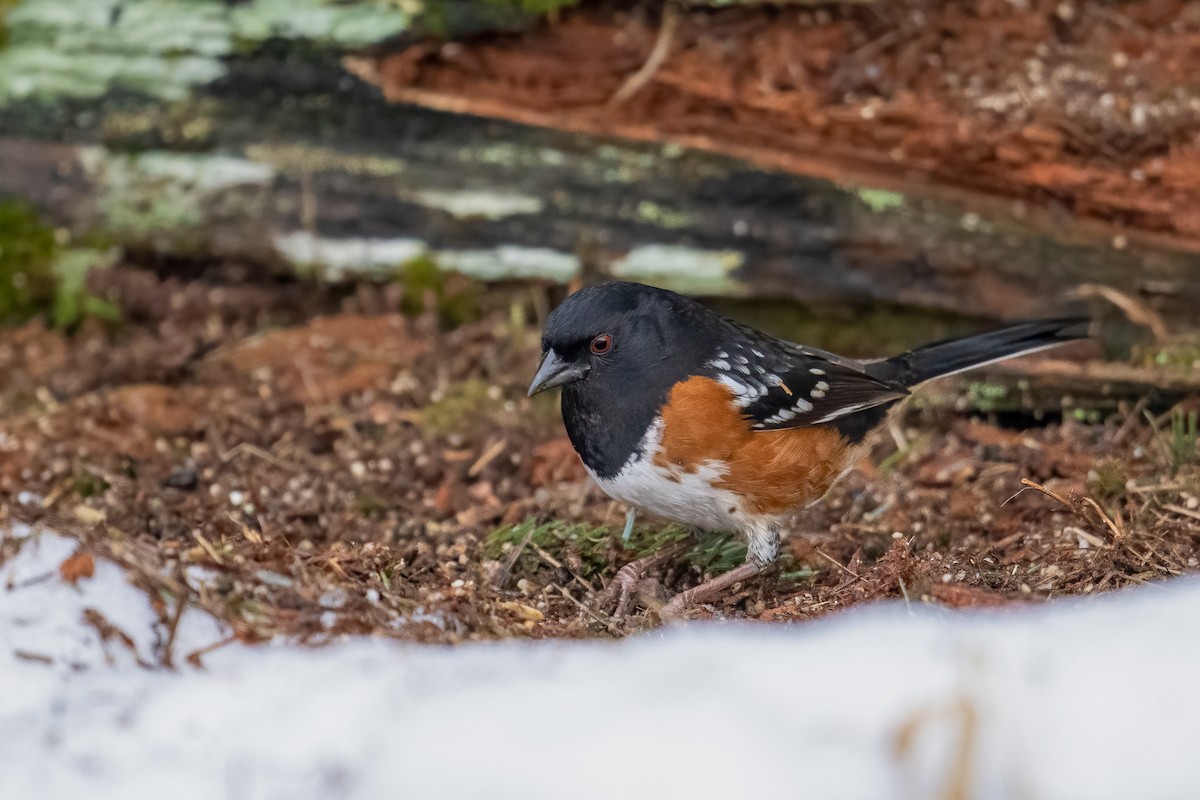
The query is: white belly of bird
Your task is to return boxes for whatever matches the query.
[587,420,753,535]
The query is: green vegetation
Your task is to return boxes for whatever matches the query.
[486,518,821,596]
[0,0,18,49]
[485,518,748,582]
[1145,408,1199,477]
[396,256,482,328]
[1140,340,1200,374]
[420,379,495,437]
[0,200,120,329]
[0,199,58,323]
[72,469,110,499]
[1087,460,1127,504]
[966,381,1010,413]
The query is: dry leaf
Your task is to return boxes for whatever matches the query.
[59,550,96,585]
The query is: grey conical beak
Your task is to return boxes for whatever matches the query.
[528,350,589,396]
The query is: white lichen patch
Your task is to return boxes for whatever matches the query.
[0,0,410,103]
[414,189,544,221]
[273,232,430,281]
[244,144,409,178]
[79,147,276,242]
[272,232,580,284]
[853,187,906,214]
[0,0,231,101]
[610,244,746,296]
[437,246,579,283]
[230,0,411,46]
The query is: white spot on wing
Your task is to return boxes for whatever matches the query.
[717,374,747,395]
[808,401,876,424]
[809,368,825,376]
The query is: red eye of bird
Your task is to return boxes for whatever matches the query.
[590,334,613,355]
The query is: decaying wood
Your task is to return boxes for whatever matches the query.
[0,0,1198,339]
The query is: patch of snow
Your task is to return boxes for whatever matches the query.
[1,529,231,676]
[3,525,1200,799]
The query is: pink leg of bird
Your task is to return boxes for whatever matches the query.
[594,540,690,620]
[661,561,765,617]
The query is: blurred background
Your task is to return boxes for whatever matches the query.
[2,2,1200,794]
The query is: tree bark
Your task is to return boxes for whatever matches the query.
[0,0,1197,335]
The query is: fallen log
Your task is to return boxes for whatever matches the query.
[0,0,1197,337]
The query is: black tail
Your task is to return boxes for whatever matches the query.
[865,318,1090,387]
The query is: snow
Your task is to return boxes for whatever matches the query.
[4,525,1200,800]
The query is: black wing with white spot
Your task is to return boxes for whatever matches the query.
[703,334,909,432]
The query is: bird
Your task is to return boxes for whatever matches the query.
[527,281,1088,618]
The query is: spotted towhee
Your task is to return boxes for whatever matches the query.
[528,281,1088,617]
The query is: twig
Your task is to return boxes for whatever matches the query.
[1016,477,1124,540]
[549,583,621,635]
[1162,504,1200,524]
[161,591,188,669]
[1112,396,1150,446]
[530,542,563,570]
[608,3,679,108]
[1017,477,1073,507]
[1071,284,1167,342]
[897,577,912,613]
[220,443,299,473]
[817,549,861,579]
[1079,496,1124,539]
[185,634,239,669]
[492,525,536,590]
[468,438,508,478]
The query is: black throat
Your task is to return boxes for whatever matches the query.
[559,372,672,480]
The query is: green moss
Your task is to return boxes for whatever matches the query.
[72,470,110,499]
[0,0,19,49]
[854,187,906,214]
[1135,339,1200,375]
[500,0,580,14]
[0,200,120,329]
[0,199,57,323]
[420,379,495,437]
[354,490,388,517]
[635,200,693,229]
[966,381,1010,413]
[1087,460,1127,504]
[396,256,482,328]
[484,518,746,583]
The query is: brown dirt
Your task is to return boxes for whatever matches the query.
[354,0,1200,246]
[2,265,1198,647]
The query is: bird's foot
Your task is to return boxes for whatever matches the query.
[593,541,689,622]
[661,561,766,618]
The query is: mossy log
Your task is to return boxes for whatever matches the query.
[0,0,1198,337]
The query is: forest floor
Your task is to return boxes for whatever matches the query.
[2,265,1198,650]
